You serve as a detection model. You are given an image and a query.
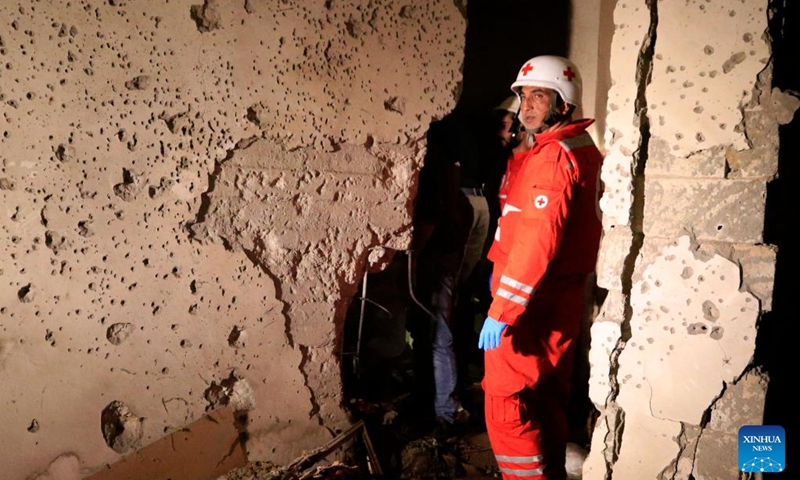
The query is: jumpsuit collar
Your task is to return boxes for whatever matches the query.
[530,118,595,151]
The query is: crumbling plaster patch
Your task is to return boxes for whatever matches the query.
[599,2,650,228]
[610,236,759,476]
[587,1,654,477]
[618,236,758,424]
[647,0,769,157]
[647,66,798,181]
[588,320,621,408]
[0,0,464,477]
[637,237,776,312]
[191,130,429,441]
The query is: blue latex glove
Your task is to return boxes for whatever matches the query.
[478,317,507,351]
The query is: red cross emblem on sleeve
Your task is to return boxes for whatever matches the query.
[563,67,575,81]
[534,194,549,209]
[521,63,533,76]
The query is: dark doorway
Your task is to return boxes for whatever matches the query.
[457,0,571,114]
[756,0,799,477]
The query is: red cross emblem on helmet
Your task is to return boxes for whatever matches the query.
[563,67,575,81]
[521,63,533,76]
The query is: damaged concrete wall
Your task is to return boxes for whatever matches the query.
[586,0,797,478]
[0,1,464,478]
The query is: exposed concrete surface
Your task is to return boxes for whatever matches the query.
[0,1,464,478]
[692,369,768,480]
[595,227,634,291]
[643,178,766,243]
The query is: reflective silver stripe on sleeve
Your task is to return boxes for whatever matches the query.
[499,275,534,294]
[495,455,544,463]
[558,133,595,152]
[496,288,529,306]
[498,467,544,477]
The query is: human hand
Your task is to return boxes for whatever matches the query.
[478,317,507,351]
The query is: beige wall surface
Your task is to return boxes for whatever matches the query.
[0,1,465,478]
[568,0,616,152]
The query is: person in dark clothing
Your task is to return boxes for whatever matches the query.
[408,112,475,428]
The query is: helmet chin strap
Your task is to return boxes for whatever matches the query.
[541,91,565,128]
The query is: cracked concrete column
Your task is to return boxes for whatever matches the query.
[586,1,796,478]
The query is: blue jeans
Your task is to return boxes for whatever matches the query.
[430,271,458,422]
[411,249,461,423]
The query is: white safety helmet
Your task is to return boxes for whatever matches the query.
[494,95,520,115]
[511,55,582,107]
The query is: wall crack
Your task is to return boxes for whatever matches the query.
[604,0,659,478]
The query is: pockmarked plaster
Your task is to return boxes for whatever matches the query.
[599,1,650,228]
[647,0,769,157]
[0,0,465,477]
[617,236,758,425]
[639,238,776,313]
[588,320,621,407]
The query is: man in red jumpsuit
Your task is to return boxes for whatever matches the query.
[479,55,604,480]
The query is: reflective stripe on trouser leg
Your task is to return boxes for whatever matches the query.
[485,393,545,479]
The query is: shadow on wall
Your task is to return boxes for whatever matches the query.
[458,0,571,114]
[757,0,799,476]
[338,0,601,450]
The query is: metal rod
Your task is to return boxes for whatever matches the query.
[354,270,368,376]
[351,296,392,318]
[407,250,437,320]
